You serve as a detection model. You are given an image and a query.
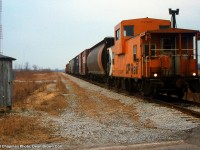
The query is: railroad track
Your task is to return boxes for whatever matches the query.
[69,74,200,119]
[118,91,200,119]
[151,95,200,118]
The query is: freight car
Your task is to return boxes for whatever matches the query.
[79,49,90,76]
[65,64,69,74]
[66,9,200,98]
[87,37,114,81]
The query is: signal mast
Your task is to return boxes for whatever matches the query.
[169,8,179,28]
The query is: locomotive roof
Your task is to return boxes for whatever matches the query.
[122,17,170,23]
[146,28,199,34]
[115,18,170,29]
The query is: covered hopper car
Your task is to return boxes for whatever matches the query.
[87,37,114,81]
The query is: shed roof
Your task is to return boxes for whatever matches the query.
[0,54,16,61]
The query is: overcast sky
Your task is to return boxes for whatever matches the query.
[2,0,200,70]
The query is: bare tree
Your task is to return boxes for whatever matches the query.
[24,62,29,70]
[32,65,38,71]
[14,63,22,71]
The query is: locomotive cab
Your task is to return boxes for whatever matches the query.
[141,29,200,97]
[111,17,200,98]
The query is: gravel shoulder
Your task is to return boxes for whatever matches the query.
[43,73,199,150]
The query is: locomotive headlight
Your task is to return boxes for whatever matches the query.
[192,72,196,76]
[153,73,158,77]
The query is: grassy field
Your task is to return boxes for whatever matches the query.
[0,71,68,145]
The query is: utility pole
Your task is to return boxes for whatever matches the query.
[0,0,2,55]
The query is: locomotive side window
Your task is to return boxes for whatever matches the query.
[159,25,170,30]
[162,38,172,50]
[144,45,149,56]
[133,45,137,61]
[116,29,120,40]
[124,26,134,37]
[151,45,156,56]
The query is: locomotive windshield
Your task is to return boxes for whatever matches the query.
[124,25,134,37]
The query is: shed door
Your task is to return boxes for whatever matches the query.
[0,61,12,106]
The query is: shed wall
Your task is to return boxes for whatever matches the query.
[0,60,13,106]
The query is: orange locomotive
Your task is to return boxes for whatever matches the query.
[108,10,200,98]
[66,9,200,98]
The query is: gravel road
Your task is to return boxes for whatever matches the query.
[35,73,200,150]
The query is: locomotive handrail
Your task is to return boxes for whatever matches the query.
[145,56,150,77]
[151,54,195,57]
[151,55,169,58]
[151,49,196,51]
[151,48,197,59]
[171,54,195,57]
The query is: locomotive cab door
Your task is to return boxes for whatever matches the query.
[161,37,176,75]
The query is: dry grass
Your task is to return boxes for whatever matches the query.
[29,75,68,116]
[0,115,56,145]
[13,71,68,114]
[56,76,68,94]
[0,71,68,145]
[35,94,68,116]
[13,81,46,106]
[15,70,55,81]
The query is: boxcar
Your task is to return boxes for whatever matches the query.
[65,63,69,73]
[79,49,90,76]
[74,55,79,75]
[69,58,75,74]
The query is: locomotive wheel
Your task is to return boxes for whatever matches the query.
[125,79,129,91]
[106,77,113,88]
[167,92,172,97]
[114,79,121,89]
[125,79,133,94]
[143,83,152,97]
[177,89,185,99]
[137,82,142,92]
[176,79,187,99]
[128,79,134,94]
[152,86,159,98]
